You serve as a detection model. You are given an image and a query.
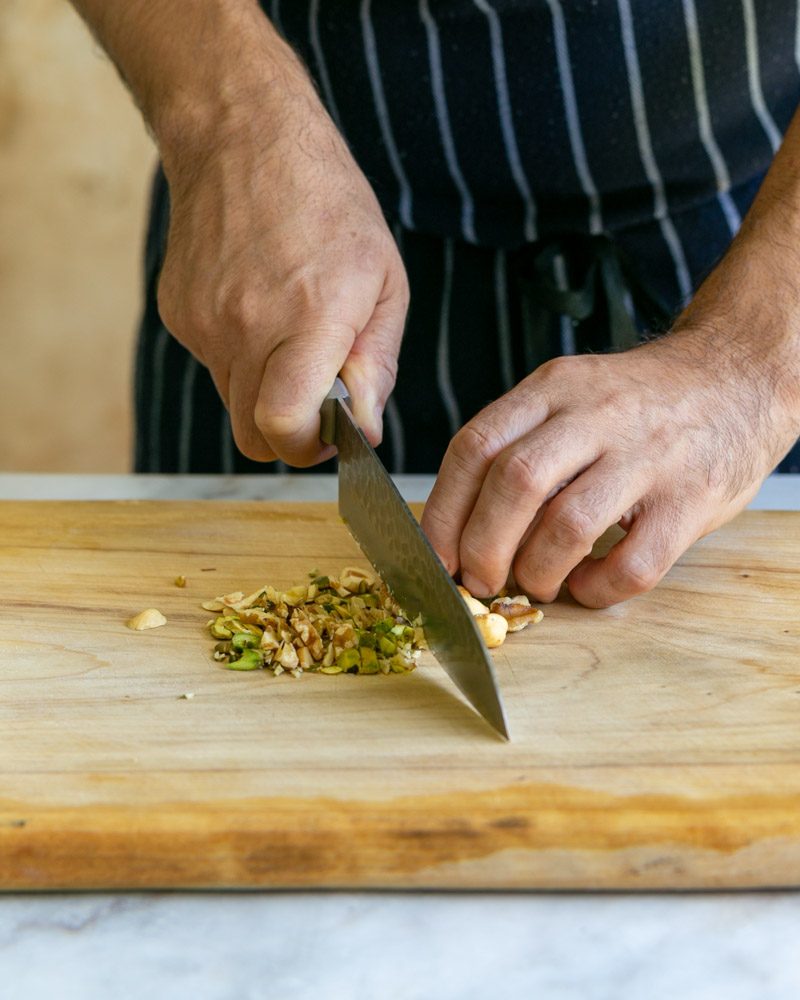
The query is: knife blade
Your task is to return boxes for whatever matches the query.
[320,379,509,740]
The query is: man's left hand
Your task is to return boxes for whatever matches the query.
[421,323,799,608]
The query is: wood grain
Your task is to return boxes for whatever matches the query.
[2,501,800,890]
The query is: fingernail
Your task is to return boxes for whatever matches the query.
[462,573,492,598]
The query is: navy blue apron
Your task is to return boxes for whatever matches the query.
[134,0,800,473]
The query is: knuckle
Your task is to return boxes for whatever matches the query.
[536,352,599,385]
[156,280,180,334]
[371,353,399,395]
[538,355,572,378]
[450,422,506,470]
[494,450,548,497]
[545,500,597,548]
[252,400,297,441]
[230,420,273,463]
[613,550,662,595]
[222,286,266,336]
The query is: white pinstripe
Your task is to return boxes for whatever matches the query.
[270,0,284,35]
[472,0,537,242]
[309,0,343,130]
[742,0,782,154]
[148,325,170,472]
[681,0,741,237]
[360,0,414,229]
[178,355,199,474]
[387,221,408,474]
[552,254,576,356]
[220,410,235,475]
[494,249,515,392]
[419,0,478,244]
[384,396,406,474]
[796,0,800,74]
[437,239,462,436]
[544,0,603,236]
[616,0,693,303]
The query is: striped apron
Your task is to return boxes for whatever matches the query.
[134,0,800,474]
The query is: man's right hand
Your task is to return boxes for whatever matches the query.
[157,81,408,466]
[70,0,408,466]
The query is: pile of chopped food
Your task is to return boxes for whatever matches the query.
[201,566,544,679]
[202,567,426,677]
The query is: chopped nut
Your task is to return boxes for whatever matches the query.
[175,575,187,588]
[474,612,508,649]
[178,692,195,700]
[275,641,299,671]
[457,585,490,617]
[126,608,167,631]
[201,599,225,612]
[220,591,245,608]
[490,595,544,632]
[204,567,426,677]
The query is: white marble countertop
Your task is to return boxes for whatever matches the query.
[1,473,800,1000]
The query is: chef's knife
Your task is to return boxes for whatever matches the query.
[320,379,509,740]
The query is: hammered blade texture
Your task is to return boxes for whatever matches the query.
[335,398,509,739]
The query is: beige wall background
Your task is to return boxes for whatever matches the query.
[0,0,156,472]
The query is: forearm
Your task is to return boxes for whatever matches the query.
[672,105,800,419]
[69,0,312,172]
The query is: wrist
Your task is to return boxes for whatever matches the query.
[670,237,800,426]
[153,26,313,180]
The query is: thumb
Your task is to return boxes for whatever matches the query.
[340,278,408,445]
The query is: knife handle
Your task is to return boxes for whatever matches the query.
[320,377,351,445]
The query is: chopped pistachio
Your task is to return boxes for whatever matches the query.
[231,632,260,652]
[210,620,233,640]
[127,608,167,631]
[335,648,361,673]
[226,648,263,670]
[378,635,397,656]
[175,575,187,588]
[359,647,380,674]
[204,567,427,679]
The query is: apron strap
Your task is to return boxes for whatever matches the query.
[513,234,674,374]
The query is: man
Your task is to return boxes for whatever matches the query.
[71,1,800,608]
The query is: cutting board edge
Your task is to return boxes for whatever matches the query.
[3,779,800,891]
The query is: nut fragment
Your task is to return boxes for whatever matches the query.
[126,609,167,631]
[490,595,544,632]
[175,575,187,588]
[457,585,490,616]
[458,586,543,647]
[474,612,509,648]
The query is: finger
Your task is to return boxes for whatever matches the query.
[227,361,279,462]
[420,386,552,576]
[255,321,354,466]
[457,416,603,598]
[340,274,408,446]
[511,456,652,603]
[566,501,704,608]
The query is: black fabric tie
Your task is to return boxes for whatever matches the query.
[512,234,673,374]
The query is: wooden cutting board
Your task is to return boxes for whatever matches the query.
[2,500,800,891]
